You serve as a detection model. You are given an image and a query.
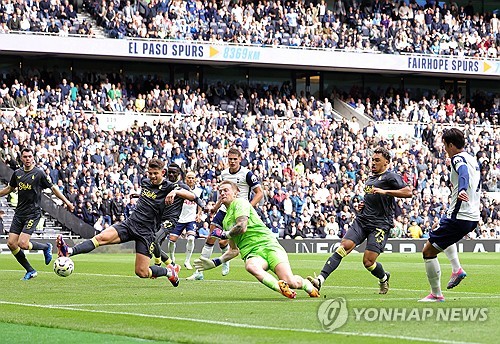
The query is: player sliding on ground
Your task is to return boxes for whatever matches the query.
[194,180,319,299]
[57,158,196,286]
[187,148,263,280]
[308,146,413,294]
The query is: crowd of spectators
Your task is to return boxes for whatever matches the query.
[0,0,96,36]
[344,85,500,126]
[1,0,499,57]
[1,70,500,240]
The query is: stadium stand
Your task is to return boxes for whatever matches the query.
[0,1,499,240]
[0,69,499,240]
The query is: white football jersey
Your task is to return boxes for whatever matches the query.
[448,151,481,221]
[219,166,260,212]
[178,186,202,223]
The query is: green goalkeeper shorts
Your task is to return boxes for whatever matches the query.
[245,243,289,271]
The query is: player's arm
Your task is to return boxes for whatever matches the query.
[211,215,248,239]
[250,184,263,207]
[454,157,471,202]
[372,185,413,198]
[211,198,223,214]
[194,239,239,271]
[165,187,195,204]
[51,185,76,212]
[0,185,15,197]
[247,171,263,207]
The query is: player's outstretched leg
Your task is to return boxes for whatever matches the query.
[148,263,180,287]
[278,280,297,299]
[307,243,351,291]
[275,261,319,298]
[444,244,467,289]
[220,241,230,276]
[56,234,69,257]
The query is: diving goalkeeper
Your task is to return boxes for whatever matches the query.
[194,180,319,299]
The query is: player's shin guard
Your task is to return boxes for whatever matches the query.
[12,247,34,272]
[201,242,214,259]
[261,272,280,292]
[168,240,176,263]
[424,256,442,297]
[149,265,168,278]
[320,246,347,280]
[185,235,195,262]
[444,244,461,273]
[28,241,49,251]
[71,238,99,256]
[366,262,387,280]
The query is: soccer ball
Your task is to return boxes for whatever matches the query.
[53,256,74,277]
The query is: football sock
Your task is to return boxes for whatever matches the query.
[444,244,461,273]
[149,265,168,278]
[28,241,49,251]
[366,262,387,280]
[168,240,176,263]
[424,257,442,297]
[71,238,99,256]
[185,235,195,262]
[201,243,214,259]
[300,277,315,294]
[261,272,280,292]
[320,246,347,280]
[160,251,172,265]
[154,256,162,265]
[12,247,34,272]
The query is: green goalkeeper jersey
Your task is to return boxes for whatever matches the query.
[223,198,278,259]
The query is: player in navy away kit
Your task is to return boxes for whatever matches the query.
[57,158,196,286]
[308,146,412,294]
[187,147,263,280]
[0,148,75,280]
[164,169,204,270]
[419,128,481,302]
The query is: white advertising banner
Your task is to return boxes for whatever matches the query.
[2,34,498,77]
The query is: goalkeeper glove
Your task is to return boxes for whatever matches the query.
[211,228,230,239]
[194,257,222,271]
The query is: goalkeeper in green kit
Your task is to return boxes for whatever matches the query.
[194,180,319,299]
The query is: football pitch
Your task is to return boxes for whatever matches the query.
[0,252,498,343]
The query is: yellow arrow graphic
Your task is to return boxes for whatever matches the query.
[484,61,491,72]
[210,46,219,57]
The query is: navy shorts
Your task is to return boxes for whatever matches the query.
[429,217,478,251]
[9,213,43,235]
[170,221,196,237]
[114,221,155,258]
[344,219,389,254]
[211,210,227,229]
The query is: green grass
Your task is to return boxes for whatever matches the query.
[0,252,498,343]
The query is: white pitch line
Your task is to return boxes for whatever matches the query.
[2,269,498,296]
[0,300,482,344]
[44,294,500,308]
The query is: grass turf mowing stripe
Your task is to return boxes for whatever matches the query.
[0,300,481,344]
[0,321,164,343]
